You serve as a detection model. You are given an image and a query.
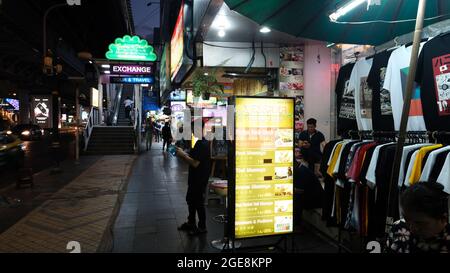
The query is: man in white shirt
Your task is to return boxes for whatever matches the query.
[123,97,133,119]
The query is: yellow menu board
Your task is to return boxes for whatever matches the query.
[234,97,294,239]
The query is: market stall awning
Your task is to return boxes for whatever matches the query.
[224,0,450,45]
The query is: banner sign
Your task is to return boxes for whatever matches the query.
[110,64,153,75]
[110,76,154,84]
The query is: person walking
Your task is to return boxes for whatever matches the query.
[145,118,154,151]
[123,96,133,119]
[176,120,211,235]
[154,121,160,143]
[162,122,172,151]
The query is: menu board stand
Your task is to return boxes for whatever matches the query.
[226,96,296,252]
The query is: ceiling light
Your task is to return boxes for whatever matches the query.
[101,64,110,68]
[329,0,366,21]
[260,26,271,33]
[104,71,111,74]
[218,29,226,37]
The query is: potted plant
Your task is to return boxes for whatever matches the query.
[191,68,224,100]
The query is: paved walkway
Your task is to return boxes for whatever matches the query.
[0,155,136,253]
[112,142,338,253]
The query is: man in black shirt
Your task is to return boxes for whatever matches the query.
[176,120,211,236]
[298,118,326,176]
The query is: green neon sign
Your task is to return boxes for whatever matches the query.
[106,35,157,62]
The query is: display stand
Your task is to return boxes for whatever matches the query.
[210,181,241,251]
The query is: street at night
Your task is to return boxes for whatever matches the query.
[1,0,450,270]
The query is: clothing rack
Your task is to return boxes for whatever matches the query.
[334,130,440,252]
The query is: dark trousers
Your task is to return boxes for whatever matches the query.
[162,138,170,151]
[188,203,206,229]
[125,106,131,119]
[187,185,207,229]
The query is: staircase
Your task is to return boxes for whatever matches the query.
[85,126,135,155]
[84,86,135,155]
[117,101,132,126]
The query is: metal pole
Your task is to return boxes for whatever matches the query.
[43,3,67,60]
[387,0,427,232]
[75,84,80,163]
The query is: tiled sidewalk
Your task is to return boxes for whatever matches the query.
[0,155,136,253]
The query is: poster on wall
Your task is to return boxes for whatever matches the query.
[31,96,52,129]
[233,97,294,239]
[279,46,304,91]
[294,96,305,141]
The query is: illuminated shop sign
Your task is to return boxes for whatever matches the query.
[170,3,184,80]
[110,77,155,84]
[31,96,52,129]
[110,65,153,75]
[233,97,295,239]
[106,35,157,62]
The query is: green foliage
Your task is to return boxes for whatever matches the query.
[191,68,224,98]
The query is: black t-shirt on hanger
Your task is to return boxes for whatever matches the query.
[367,50,395,131]
[336,63,358,135]
[416,33,450,131]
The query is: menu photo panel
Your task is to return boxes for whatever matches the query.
[232,97,295,239]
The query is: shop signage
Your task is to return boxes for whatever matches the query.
[170,89,186,101]
[160,45,169,96]
[110,64,153,75]
[31,96,52,129]
[0,98,19,111]
[91,88,99,108]
[170,101,186,113]
[110,76,154,84]
[170,3,184,80]
[233,97,294,239]
[106,35,157,62]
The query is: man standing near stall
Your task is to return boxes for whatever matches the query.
[298,118,326,177]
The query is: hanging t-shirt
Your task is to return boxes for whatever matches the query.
[420,146,450,181]
[384,44,427,131]
[398,143,431,187]
[365,142,396,189]
[348,58,374,131]
[437,153,450,194]
[415,34,450,131]
[404,150,420,187]
[327,143,344,177]
[336,63,358,135]
[409,144,443,185]
[367,50,394,131]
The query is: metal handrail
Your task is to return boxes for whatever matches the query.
[83,107,99,151]
[111,85,123,126]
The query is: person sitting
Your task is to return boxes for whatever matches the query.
[386,182,449,253]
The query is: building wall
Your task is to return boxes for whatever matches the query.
[303,41,333,142]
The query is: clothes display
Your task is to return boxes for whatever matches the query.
[328,32,450,247]
[321,135,449,239]
[416,33,450,131]
[367,50,394,131]
[336,63,358,135]
[384,44,427,131]
[348,58,374,131]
